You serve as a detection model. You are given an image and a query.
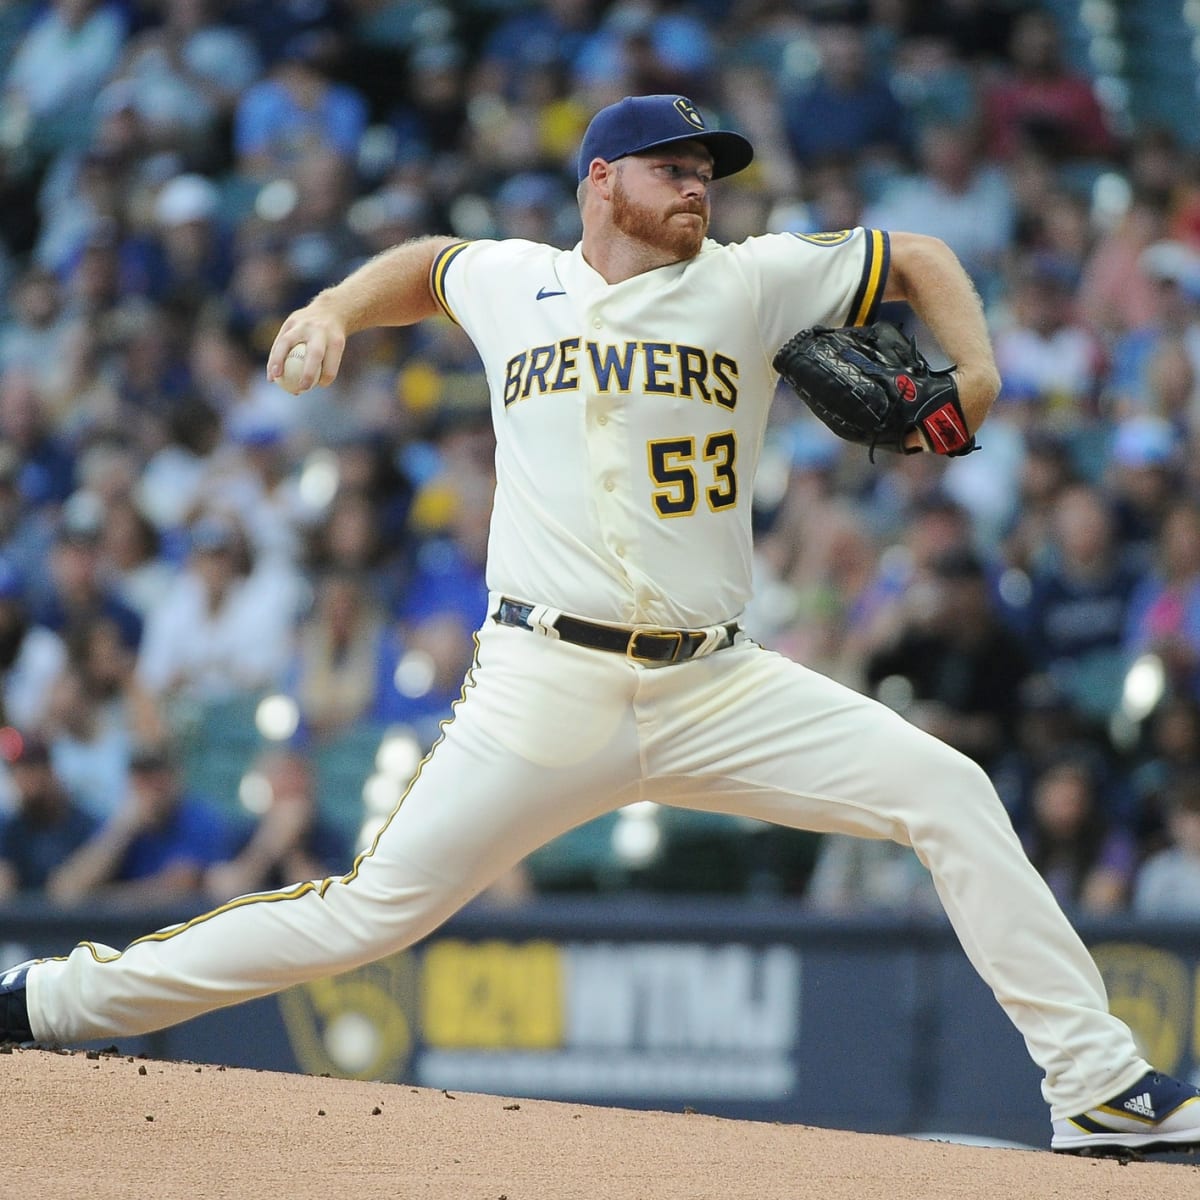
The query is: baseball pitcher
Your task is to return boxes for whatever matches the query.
[3,94,1197,1155]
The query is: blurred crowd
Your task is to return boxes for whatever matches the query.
[3,0,1200,920]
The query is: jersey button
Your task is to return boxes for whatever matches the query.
[604,479,616,492]
[615,546,625,558]
[597,414,608,426]
[592,319,602,329]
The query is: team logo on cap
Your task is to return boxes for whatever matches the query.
[674,98,705,129]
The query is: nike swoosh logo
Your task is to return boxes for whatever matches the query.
[536,287,566,300]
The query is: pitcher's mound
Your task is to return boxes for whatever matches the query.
[4,1047,1198,1199]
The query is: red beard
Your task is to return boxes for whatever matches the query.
[611,175,709,261]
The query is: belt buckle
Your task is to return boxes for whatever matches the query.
[627,628,684,664]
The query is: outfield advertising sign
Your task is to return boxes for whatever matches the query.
[5,902,1200,1148]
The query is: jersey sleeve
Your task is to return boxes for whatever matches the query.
[429,239,474,325]
[731,227,891,362]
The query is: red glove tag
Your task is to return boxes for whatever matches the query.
[921,402,971,453]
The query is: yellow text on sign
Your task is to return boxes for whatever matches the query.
[421,939,564,1049]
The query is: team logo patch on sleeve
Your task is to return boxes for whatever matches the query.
[789,230,854,246]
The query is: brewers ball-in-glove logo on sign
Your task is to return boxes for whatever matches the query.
[279,952,419,1081]
[1092,943,1194,1075]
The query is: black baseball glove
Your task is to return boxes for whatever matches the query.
[772,321,978,461]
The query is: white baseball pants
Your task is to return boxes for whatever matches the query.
[26,616,1148,1118]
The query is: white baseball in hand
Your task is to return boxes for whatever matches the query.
[278,343,309,395]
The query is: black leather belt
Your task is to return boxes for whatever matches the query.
[494,598,739,664]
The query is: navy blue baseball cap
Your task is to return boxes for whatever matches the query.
[577,94,754,183]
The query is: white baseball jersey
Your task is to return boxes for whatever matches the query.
[430,228,889,629]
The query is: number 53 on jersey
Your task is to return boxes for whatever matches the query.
[648,431,737,517]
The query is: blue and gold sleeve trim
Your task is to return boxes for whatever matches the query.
[847,228,889,327]
[430,240,471,324]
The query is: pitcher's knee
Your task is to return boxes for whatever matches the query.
[915,742,1016,836]
[323,865,467,957]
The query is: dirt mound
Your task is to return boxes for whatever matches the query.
[3,1047,1198,1199]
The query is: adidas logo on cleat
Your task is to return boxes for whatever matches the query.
[1123,1092,1156,1118]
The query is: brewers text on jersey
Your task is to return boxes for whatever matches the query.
[501,339,740,409]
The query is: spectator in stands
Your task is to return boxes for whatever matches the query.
[143,173,235,315]
[371,611,475,747]
[1022,484,1140,722]
[199,415,303,565]
[1125,498,1200,702]
[0,368,76,509]
[980,8,1116,163]
[845,493,976,662]
[991,672,1099,829]
[288,568,389,741]
[0,266,72,389]
[42,611,165,820]
[1020,182,1092,282]
[187,316,294,439]
[370,445,485,747]
[1105,240,1200,423]
[222,236,305,376]
[4,0,128,162]
[136,511,302,705]
[474,0,594,101]
[232,29,368,181]
[0,556,65,732]
[98,494,176,621]
[887,27,978,134]
[865,546,1033,772]
[280,148,364,293]
[30,496,143,652]
[750,428,875,688]
[778,19,911,174]
[399,461,491,639]
[0,729,97,898]
[331,434,414,552]
[111,0,262,162]
[135,397,222,536]
[992,252,1105,416]
[492,173,574,246]
[203,746,348,902]
[231,0,350,69]
[0,439,48,587]
[863,121,1014,301]
[1106,415,1184,573]
[572,1,717,100]
[306,485,404,608]
[1128,695,1200,852]
[1001,429,1077,573]
[41,662,131,823]
[58,220,129,330]
[1022,748,1135,916]
[110,302,195,424]
[806,832,940,915]
[47,739,241,906]
[69,612,163,742]
[1132,771,1200,917]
